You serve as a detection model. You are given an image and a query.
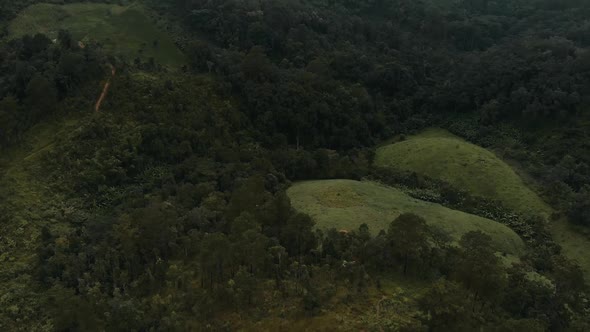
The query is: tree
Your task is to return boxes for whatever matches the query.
[186,40,212,72]
[231,212,271,275]
[241,46,276,82]
[46,285,104,331]
[418,279,473,331]
[0,96,21,145]
[363,232,389,271]
[232,267,257,306]
[226,176,271,221]
[199,233,231,288]
[387,213,431,275]
[551,256,585,302]
[58,29,73,49]
[129,202,178,262]
[20,33,51,59]
[454,231,506,306]
[569,185,590,226]
[268,245,288,289]
[280,212,317,257]
[488,319,546,332]
[479,99,500,124]
[57,51,89,94]
[25,74,57,120]
[502,265,554,325]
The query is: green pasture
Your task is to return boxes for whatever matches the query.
[287,179,525,256]
[375,129,551,218]
[7,2,186,68]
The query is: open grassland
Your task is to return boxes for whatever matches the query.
[375,128,551,218]
[287,180,525,256]
[375,129,590,278]
[7,2,186,68]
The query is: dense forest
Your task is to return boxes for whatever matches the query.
[1,0,590,330]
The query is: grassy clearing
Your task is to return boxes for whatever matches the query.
[374,129,590,278]
[7,3,186,68]
[287,179,525,256]
[375,128,551,218]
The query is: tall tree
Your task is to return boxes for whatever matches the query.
[418,279,473,331]
[387,213,431,275]
[25,74,57,120]
[454,231,506,307]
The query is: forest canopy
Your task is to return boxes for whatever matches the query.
[0,0,590,330]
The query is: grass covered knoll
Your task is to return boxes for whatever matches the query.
[287,179,525,256]
[374,130,590,277]
[375,129,551,218]
[7,2,186,68]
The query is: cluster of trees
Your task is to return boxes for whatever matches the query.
[156,0,590,225]
[36,184,589,330]
[28,62,586,329]
[169,0,590,125]
[0,31,105,147]
[436,38,590,122]
[149,0,590,218]
[37,189,318,329]
[321,214,588,330]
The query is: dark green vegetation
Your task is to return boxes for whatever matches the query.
[1,0,590,330]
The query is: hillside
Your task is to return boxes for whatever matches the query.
[287,179,525,256]
[375,129,551,218]
[7,3,186,68]
[374,129,590,276]
[1,0,589,330]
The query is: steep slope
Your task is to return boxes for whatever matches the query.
[375,129,551,218]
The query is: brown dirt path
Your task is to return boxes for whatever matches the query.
[94,63,116,112]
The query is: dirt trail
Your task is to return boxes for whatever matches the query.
[94,63,116,112]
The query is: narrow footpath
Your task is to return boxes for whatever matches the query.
[95,63,116,112]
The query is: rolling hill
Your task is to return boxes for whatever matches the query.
[374,129,551,218]
[7,2,186,68]
[287,179,525,256]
